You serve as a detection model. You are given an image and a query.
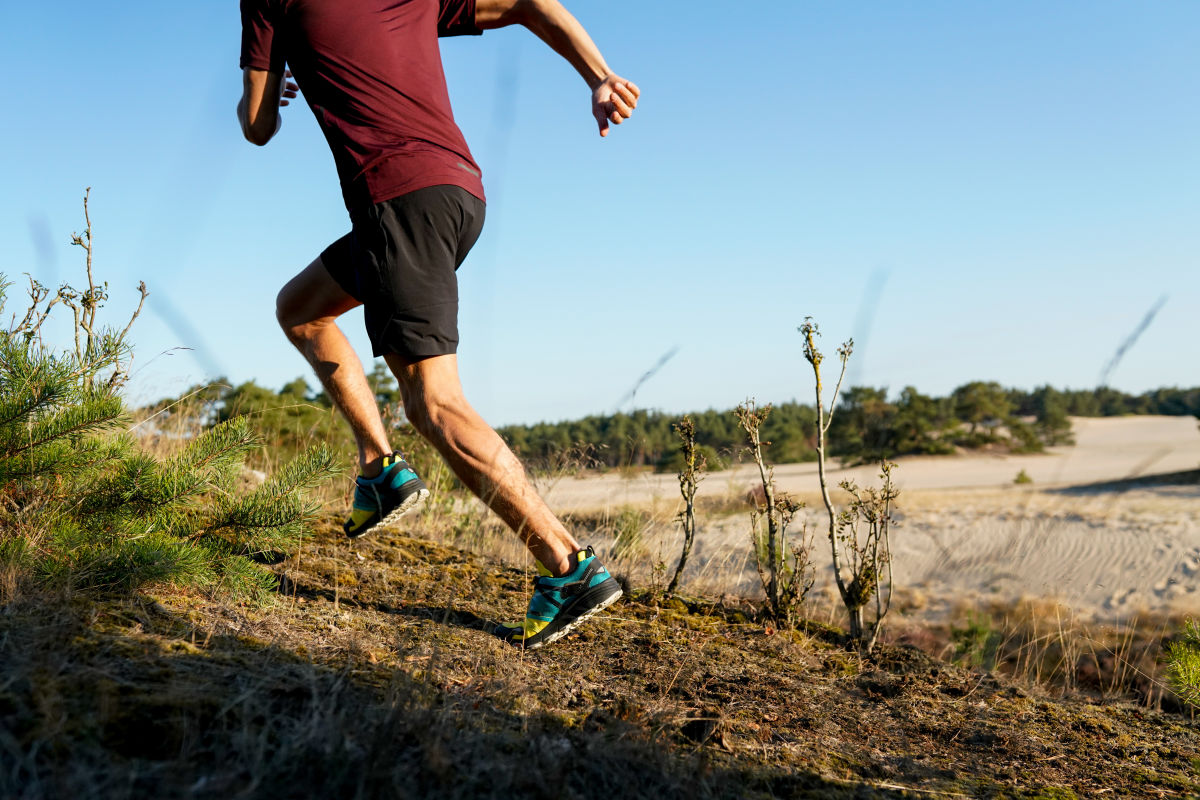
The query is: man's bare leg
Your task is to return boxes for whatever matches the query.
[275,257,393,477]
[384,352,580,577]
[276,261,578,575]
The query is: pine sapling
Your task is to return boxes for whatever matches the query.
[1,191,337,603]
[1167,619,1200,708]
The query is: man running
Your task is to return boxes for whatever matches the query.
[237,0,639,649]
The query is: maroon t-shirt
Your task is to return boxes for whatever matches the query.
[240,0,485,211]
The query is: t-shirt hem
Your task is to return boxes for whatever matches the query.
[239,58,278,71]
[346,172,486,212]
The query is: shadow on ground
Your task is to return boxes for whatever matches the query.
[1048,468,1200,496]
[0,595,913,800]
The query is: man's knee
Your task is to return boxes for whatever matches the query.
[275,286,300,329]
[276,285,334,346]
[275,289,310,344]
[275,257,359,344]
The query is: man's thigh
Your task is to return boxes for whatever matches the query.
[276,245,362,329]
[353,186,485,360]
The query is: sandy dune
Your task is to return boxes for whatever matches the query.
[541,416,1200,508]
[537,416,1200,621]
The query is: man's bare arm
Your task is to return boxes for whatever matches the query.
[475,0,639,137]
[237,68,298,146]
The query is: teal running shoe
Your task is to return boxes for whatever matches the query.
[495,547,622,649]
[343,452,429,539]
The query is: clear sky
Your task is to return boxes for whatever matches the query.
[2,2,1197,427]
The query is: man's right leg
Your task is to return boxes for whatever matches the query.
[276,255,430,537]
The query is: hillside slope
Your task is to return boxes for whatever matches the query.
[2,520,1198,799]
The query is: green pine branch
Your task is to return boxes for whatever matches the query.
[1167,619,1200,707]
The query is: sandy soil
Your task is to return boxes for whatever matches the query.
[536,416,1200,622]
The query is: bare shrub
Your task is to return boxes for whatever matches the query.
[666,416,704,597]
[801,318,898,654]
[735,400,814,626]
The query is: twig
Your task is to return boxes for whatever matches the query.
[119,281,149,342]
[127,382,231,433]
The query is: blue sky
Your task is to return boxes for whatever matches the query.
[2,2,1197,426]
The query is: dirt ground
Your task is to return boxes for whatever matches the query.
[3,525,1199,799]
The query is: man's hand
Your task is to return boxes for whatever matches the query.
[280,70,300,108]
[592,75,639,137]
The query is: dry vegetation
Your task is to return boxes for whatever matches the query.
[3,514,1199,799]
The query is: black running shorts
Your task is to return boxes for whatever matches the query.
[320,185,485,360]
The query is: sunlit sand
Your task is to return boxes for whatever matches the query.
[536,416,1200,621]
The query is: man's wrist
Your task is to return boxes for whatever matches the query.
[587,71,613,92]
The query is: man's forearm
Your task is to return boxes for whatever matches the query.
[239,68,283,146]
[476,0,636,136]
[483,0,612,88]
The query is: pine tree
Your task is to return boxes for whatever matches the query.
[1,192,338,602]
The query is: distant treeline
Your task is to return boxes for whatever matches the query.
[145,377,1200,473]
[496,384,1200,471]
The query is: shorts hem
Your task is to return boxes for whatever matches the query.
[370,342,460,361]
[369,305,459,361]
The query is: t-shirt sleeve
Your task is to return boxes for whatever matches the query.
[240,0,287,72]
[437,0,482,37]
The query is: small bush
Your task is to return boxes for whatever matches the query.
[802,319,897,655]
[736,400,814,627]
[952,612,1003,670]
[1166,619,1200,708]
[665,416,704,597]
[0,194,337,604]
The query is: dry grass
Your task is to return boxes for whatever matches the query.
[885,598,1190,713]
[128,386,359,508]
[3,520,1199,799]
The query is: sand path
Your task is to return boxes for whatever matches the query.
[536,416,1200,621]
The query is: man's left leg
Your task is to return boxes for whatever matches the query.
[350,185,620,647]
